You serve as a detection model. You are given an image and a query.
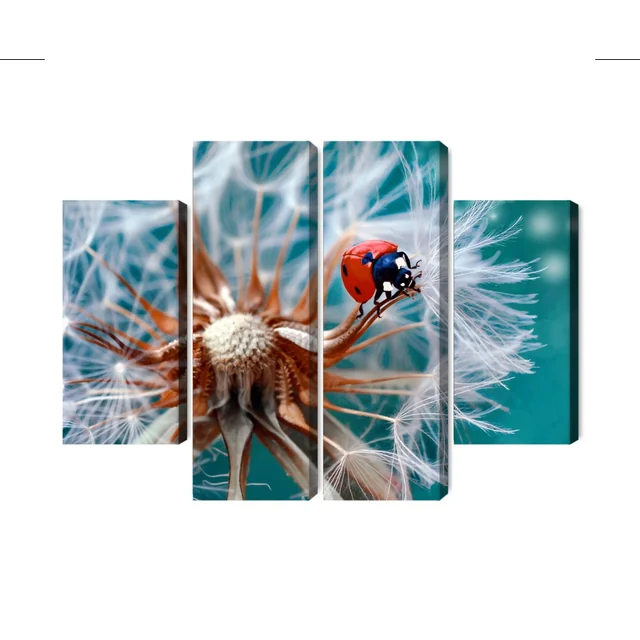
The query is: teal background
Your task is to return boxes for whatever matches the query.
[454,200,575,444]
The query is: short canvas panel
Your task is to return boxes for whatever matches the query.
[323,142,448,500]
[192,142,318,500]
[454,200,579,444]
[63,200,188,444]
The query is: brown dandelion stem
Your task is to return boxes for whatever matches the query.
[323,305,360,340]
[290,268,318,324]
[67,304,153,351]
[233,244,245,310]
[72,325,129,358]
[327,387,414,397]
[285,419,347,460]
[244,189,265,311]
[326,372,433,387]
[291,279,311,319]
[355,292,412,335]
[323,400,396,424]
[169,426,182,443]
[72,322,128,351]
[345,322,426,356]
[265,206,300,314]
[85,245,179,335]
[192,212,234,312]
[103,300,167,345]
[324,293,413,364]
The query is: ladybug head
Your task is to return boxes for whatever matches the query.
[394,268,414,291]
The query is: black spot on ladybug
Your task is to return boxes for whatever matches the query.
[355,286,361,295]
[342,264,348,277]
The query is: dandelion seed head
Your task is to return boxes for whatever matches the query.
[202,314,275,373]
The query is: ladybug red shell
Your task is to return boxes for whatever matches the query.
[340,240,398,303]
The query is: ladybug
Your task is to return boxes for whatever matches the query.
[341,240,422,318]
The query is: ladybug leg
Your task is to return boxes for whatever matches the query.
[374,290,393,317]
[356,303,364,319]
[373,285,386,317]
[407,272,422,292]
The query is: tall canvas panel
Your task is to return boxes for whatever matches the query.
[63,200,188,444]
[192,142,318,500]
[323,142,448,500]
[454,200,579,444]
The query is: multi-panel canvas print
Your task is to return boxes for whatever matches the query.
[61,154,579,497]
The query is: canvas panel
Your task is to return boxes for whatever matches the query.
[63,200,188,444]
[453,200,579,445]
[192,142,319,500]
[322,142,449,500]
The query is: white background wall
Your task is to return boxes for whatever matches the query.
[1,2,638,638]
